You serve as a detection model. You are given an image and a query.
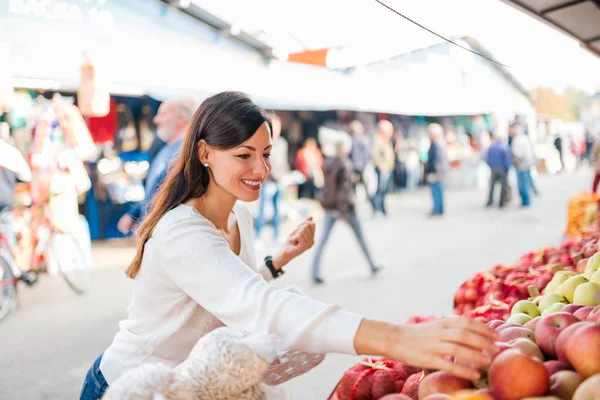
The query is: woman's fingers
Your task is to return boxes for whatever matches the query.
[440,318,499,342]
[441,328,500,355]
[437,340,492,369]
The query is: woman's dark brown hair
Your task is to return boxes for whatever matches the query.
[126,91,268,278]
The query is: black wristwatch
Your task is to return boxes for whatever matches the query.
[265,255,285,279]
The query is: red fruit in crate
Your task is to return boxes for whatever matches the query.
[562,304,585,314]
[422,395,451,400]
[565,323,600,377]
[576,258,589,274]
[379,395,414,400]
[556,322,593,366]
[573,306,595,321]
[544,360,570,376]
[535,312,580,359]
[400,373,423,400]
[464,288,478,302]
[495,323,521,332]
[586,305,600,323]
[488,349,550,400]
[418,371,473,399]
[401,364,422,377]
[455,304,465,315]
[455,288,466,305]
[524,316,541,333]
[498,327,535,343]
[463,304,474,314]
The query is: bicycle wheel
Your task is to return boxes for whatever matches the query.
[0,255,17,322]
[50,232,92,294]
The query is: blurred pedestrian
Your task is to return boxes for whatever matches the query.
[370,120,395,216]
[254,113,288,242]
[591,135,600,192]
[117,99,195,235]
[311,140,382,284]
[485,132,511,208]
[510,123,535,208]
[348,120,370,198]
[405,138,420,191]
[295,138,323,199]
[554,135,563,172]
[425,123,448,217]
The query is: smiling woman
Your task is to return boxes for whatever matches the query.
[80,91,500,400]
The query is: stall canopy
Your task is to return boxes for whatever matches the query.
[501,0,600,57]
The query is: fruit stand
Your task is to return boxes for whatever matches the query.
[328,222,600,400]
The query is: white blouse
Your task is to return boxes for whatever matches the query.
[100,202,363,384]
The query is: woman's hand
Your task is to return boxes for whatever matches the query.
[272,217,316,270]
[354,317,499,381]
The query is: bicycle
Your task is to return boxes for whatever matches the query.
[0,201,92,322]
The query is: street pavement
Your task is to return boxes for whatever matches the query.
[0,168,593,399]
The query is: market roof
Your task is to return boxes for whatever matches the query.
[501,0,600,57]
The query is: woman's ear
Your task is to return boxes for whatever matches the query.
[197,139,210,165]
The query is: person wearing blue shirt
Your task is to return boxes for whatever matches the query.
[485,132,511,208]
[117,99,195,235]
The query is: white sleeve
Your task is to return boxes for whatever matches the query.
[162,218,363,355]
[0,146,32,182]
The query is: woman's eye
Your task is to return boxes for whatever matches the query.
[263,153,271,159]
[237,154,251,160]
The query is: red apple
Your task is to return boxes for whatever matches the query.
[573,306,595,321]
[508,338,545,361]
[401,373,423,400]
[563,304,585,314]
[566,324,600,377]
[544,360,570,376]
[498,326,535,343]
[487,320,505,330]
[489,349,550,400]
[572,373,600,400]
[576,258,589,274]
[549,370,584,400]
[556,322,594,365]
[496,323,521,332]
[586,305,600,323]
[380,395,415,400]
[535,312,580,359]
[418,371,473,399]
[525,316,542,333]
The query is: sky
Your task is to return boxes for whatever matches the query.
[194,0,600,93]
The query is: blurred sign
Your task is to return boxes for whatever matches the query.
[8,0,113,28]
[0,42,14,109]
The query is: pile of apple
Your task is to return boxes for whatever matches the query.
[370,305,600,400]
[453,236,600,323]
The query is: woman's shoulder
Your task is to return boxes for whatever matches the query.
[154,204,214,236]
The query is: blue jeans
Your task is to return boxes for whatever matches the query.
[80,354,108,400]
[254,181,281,239]
[430,180,444,214]
[517,170,531,206]
[526,170,538,195]
[371,169,392,214]
[311,212,377,280]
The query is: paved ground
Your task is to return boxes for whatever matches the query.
[0,168,593,399]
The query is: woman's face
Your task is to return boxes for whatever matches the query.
[207,122,272,202]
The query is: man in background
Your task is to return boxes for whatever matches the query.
[117,99,195,234]
[370,120,395,217]
[425,123,448,217]
[485,131,511,208]
[511,123,535,208]
[348,120,370,198]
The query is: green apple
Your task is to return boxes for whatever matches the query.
[538,293,569,311]
[542,302,567,315]
[573,281,600,306]
[532,296,543,306]
[507,313,534,325]
[511,300,541,318]
[586,253,600,271]
[590,269,600,285]
[546,273,574,293]
[584,269,597,280]
[559,275,589,303]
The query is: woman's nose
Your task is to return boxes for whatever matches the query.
[254,157,271,178]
